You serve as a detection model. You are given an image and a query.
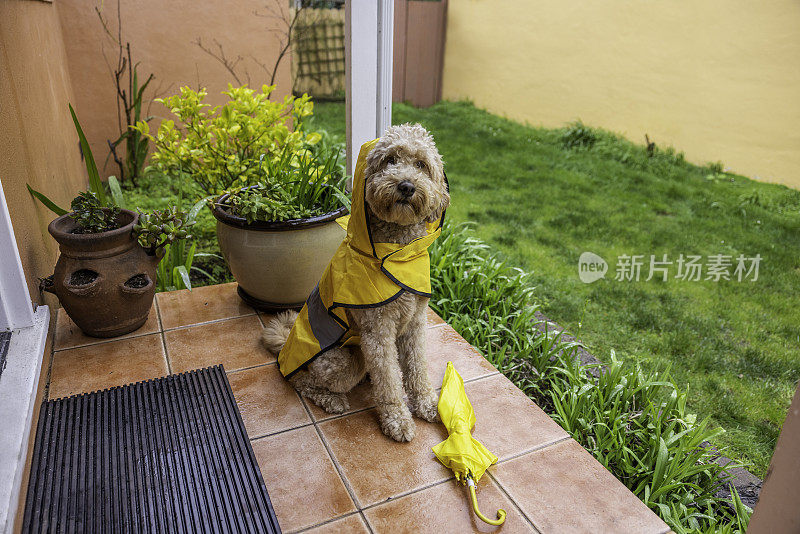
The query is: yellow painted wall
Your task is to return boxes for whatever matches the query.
[442,0,800,189]
[0,0,87,306]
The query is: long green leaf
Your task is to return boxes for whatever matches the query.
[132,66,139,115]
[26,184,68,216]
[187,196,211,224]
[184,242,197,271]
[174,265,192,291]
[107,176,126,209]
[133,69,154,112]
[189,265,214,278]
[69,104,108,207]
[135,135,149,166]
[171,238,181,270]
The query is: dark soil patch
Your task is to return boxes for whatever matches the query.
[69,224,119,234]
[70,269,98,286]
[124,274,149,288]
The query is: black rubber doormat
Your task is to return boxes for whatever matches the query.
[23,365,281,533]
[0,331,11,379]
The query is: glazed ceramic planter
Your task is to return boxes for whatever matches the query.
[211,194,347,311]
[44,209,159,337]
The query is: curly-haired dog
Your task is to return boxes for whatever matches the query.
[262,123,449,442]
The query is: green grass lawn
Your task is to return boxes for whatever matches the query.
[310,100,800,476]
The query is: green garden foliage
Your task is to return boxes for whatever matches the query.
[219,143,348,223]
[134,85,321,196]
[134,198,212,292]
[429,223,752,533]
[560,120,598,149]
[122,169,234,288]
[29,104,114,219]
[134,205,194,255]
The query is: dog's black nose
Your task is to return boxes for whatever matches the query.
[397,180,415,198]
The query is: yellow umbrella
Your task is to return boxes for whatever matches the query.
[433,361,507,526]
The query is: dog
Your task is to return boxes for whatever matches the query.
[262,123,450,442]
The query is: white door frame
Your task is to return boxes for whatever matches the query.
[0,177,34,331]
[345,0,394,182]
[0,176,49,532]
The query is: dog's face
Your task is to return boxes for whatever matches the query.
[363,124,449,226]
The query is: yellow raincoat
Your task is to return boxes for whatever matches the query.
[278,138,447,377]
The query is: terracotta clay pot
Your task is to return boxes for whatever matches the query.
[211,194,347,311]
[45,209,159,337]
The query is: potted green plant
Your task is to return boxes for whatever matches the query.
[136,85,350,310]
[30,105,196,337]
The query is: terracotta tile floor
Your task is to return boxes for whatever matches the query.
[45,282,670,533]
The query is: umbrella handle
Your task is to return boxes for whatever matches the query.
[467,478,506,526]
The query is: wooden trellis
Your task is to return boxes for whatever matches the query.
[293,10,346,98]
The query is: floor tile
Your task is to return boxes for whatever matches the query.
[164,315,272,373]
[468,374,569,461]
[425,307,446,328]
[426,325,499,386]
[157,282,254,329]
[252,426,355,532]
[319,409,453,507]
[492,439,667,534]
[364,477,534,534]
[302,513,370,534]
[49,334,168,398]
[227,364,311,438]
[53,304,160,351]
[304,380,374,422]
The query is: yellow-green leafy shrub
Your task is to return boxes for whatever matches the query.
[134,85,321,195]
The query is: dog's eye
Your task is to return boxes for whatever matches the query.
[386,156,396,166]
[415,160,427,170]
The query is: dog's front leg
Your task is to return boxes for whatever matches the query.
[360,323,416,442]
[398,311,439,423]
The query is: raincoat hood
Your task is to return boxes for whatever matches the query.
[278,138,446,377]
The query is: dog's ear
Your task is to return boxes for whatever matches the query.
[425,198,449,223]
[425,171,450,223]
[364,141,391,181]
[423,147,447,223]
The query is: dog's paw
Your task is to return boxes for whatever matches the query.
[410,394,440,423]
[318,393,350,414]
[381,412,416,442]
